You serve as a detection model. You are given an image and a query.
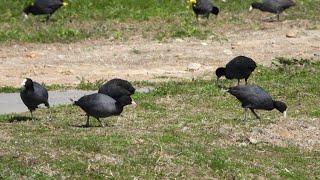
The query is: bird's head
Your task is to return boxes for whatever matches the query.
[23,5,33,18]
[119,81,136,94]
[274,101,288,118]
[117,96,136,107]
[249,2,260,11]
[215,67,226,80]
[211,7,219,16]
[21,78,33,89]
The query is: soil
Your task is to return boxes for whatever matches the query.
[219,118,320,150]
[0,20,319,87]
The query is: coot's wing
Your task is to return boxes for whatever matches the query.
[273,0,295,9]
[34,0,62,13]
[77,94,118,117]
[194,0,213,12]
[225,56,256,78]
[228,85,273,109]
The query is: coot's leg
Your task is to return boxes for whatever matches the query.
[97,118,105,127]
[243,108,248,121]
[250,108,260,119]
[30,110,33,120]
[85,115,90,127]
[45,103,52,120]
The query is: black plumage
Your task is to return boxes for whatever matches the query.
[250,0,296,21]
[23,0,68,21]
[98,78,135,102]
[73,93,134,127]
[216,56,257,85]
[192,0,219,21]
[20,78,51,119]
[228,84,287,120]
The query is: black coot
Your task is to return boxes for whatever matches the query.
[191,0,219,21]
[20,78,51,119]
[228,84,287,120]
[98,78,135,102]
[216,56,257,85]
[23,0,68,21]
[250,0,296,21]
[73,93,135,127]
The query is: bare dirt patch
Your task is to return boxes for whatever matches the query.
[219,118,320,150]
[0,20,319,87]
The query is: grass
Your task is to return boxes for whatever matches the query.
[0,59,319,178]
[0,0,319,42]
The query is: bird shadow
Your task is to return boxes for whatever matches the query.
[7,116,33,122]
[71,124,116,128]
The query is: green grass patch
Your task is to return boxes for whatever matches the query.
[0,0,319,42]
[0,59,320,178]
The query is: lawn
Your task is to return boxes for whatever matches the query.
[0,59,319,179]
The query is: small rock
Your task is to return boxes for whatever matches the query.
[182,127,189,133]
[175,38,184,42]
[187,63,201,71]
[57,55,65,59]
[223,49,233,55]
[239,142,247,147]
[231,42,240,49]
[286,30,299,38]
[251,127,265,134]
[201,42,208,46]
[25,52,36,58]
[218,127,228,135]
[248,137,259,144]
[136,87,154,93]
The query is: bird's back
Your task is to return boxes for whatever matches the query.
[98,79,135,100]
[225,56,257,79]
[263,0,295,12]
[34,0,63,13]
[193,0,214,14]
[75,93,119,118]
[35,0,63,7]
[228,85,274,110]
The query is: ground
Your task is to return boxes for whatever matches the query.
[1,20,319,86]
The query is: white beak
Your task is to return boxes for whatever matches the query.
[249,5,253,11]
[283,110,287,118]
[20,79,27,87]
[24,13,29,19]
[131,99,137,106]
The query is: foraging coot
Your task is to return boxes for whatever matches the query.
[228,84,287,121]
[190,0,219,21]
[73,93,135,127]
[216,56,257,85]
[249,0,296,21]
[23,0,68,21]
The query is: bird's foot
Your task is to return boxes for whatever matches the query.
[83,124,91,128]
[262,16,275,22]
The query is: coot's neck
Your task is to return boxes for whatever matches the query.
[114,102,125,115]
